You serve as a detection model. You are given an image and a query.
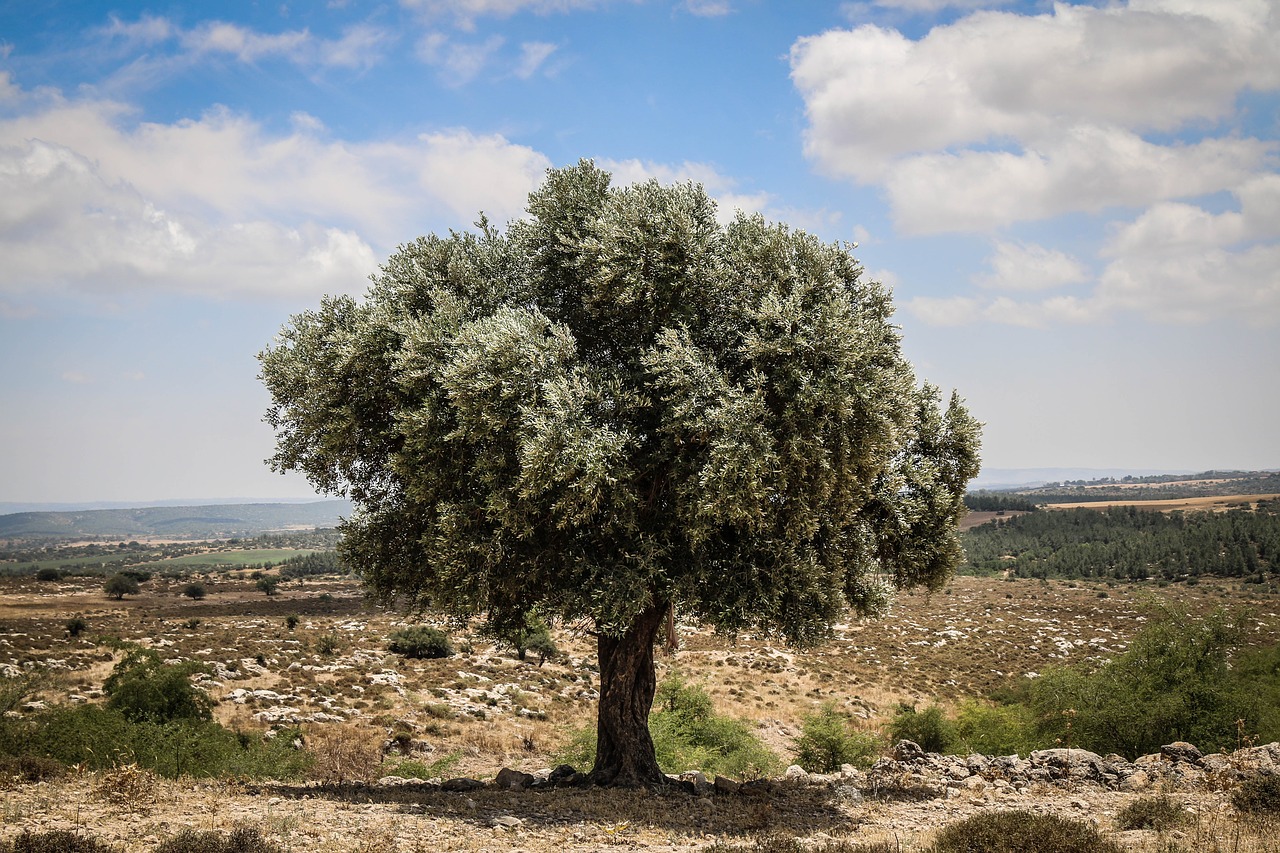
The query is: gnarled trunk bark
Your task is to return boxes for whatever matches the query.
[589,601,668,787]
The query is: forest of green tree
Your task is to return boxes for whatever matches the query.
[961,499,1280,582]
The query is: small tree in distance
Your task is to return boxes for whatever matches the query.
[104,573,140,600]
[260,162,981,787]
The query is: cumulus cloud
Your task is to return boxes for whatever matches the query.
[1093,175,1280,324]
[791,1,1280,231]
[100,15,392,71]
[0,86,552,302]
[908,178,1280,328]
[974,241,1090,292]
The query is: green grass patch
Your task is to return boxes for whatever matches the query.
[148,549,320,569]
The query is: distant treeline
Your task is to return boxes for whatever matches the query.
[1011,470,1280,505]
[963,491,1040,512]
[961,499,1280,582]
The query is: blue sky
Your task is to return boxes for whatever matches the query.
[1,0,1277,503]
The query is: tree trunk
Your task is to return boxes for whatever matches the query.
[590,601,668,787]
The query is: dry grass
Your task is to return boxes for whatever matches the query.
[1043,493,1280,513]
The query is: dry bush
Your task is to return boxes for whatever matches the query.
[305,724,386,784]
[91,764,159,815]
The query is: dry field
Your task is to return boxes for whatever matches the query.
[3,572,1280,851]
[1043,493,1280,513]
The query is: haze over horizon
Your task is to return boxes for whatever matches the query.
[2,1,1277,504]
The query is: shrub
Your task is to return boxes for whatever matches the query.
[484,612,559,665]
[387,626,454,659]
[1116,794,1187,831]
[92,764,159,815]
[793,703,881,772]
[0,830,120,853]
[1232,775,1280,814]
[154,828,281,853]
[649,674,780,779]
[255,577,279,596]
[557,674,780,779]
[951,700,1044,756]
[0,754,67,784]
[1024,603,1270,758]
[285,615,299,631]
[928,811,1122,853]
[103,647,212,724]
[16,704,308,779]
[315,633,340,656]
[35,568,61,582]
[181,583,207,600]
[887,703,954,754]
[103,574,140,600]
[119,570,152,582]
[65,616,87,638]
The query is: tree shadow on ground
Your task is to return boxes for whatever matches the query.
[256,779,863,839]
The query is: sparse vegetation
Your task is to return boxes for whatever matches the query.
[793,703,881,772]
[387,625,454,659]
[927,811,1122,853]
[1232,774,1280,815]
[1116,794,1188,831]
[103,573,139,600]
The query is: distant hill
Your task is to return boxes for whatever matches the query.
[0,500,352,540]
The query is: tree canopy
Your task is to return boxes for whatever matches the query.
[260,161,980,785]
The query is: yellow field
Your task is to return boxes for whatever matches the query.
[1044,493,1280,512]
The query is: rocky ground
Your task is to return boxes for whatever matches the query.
[3,572,1280,850]
[4,740,1279,851]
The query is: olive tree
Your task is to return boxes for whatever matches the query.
[260,162,980,787]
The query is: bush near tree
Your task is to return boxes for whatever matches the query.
[260,161,980,786]
[104,573,140,600]
[387,626,454,659]
[793,703,881,772]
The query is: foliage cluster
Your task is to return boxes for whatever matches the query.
[963,491,1039,512]
[1232,775,1280,814]
[963,502,1280,582]
[103,573,140,599]
[387,625,454,659]
[792,703,881,772]
[873,604,1280,760]
[1115,794,1187,831]
[0,657,307,780]
[278,550,347,579]
[926,810,1122,853]
[103,647,212,724]
[0,829,281,853]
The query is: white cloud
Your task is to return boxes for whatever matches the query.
[514,41,558,78]
[0,87,552,301]
[885,129,1268,234]
[975,241,1091,292]
[100,16,392,71]
[791,1,1280,231]
[182,22,311,62]
[1093,176,1280,324]
[683,0,733,16]
[416,33,505,84]
[401,0,617,29]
